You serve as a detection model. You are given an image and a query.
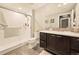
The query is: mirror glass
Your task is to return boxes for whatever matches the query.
[59,14,71,28]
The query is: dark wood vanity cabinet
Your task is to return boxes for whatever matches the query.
[40,32,79,55]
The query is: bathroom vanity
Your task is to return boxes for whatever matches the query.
[40,31,79,55]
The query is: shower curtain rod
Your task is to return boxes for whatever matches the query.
[0,6,31,17]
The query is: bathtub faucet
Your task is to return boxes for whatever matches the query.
[0,24,8,29]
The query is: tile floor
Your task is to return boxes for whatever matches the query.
[4,43,51,55]
[39,50,52,55]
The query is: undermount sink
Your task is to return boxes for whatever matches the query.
[70,28,79,33]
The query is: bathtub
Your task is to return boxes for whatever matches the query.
[0,34,34,55]
[0,27,36,55]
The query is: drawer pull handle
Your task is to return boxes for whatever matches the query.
[51,35,55,36]
[57,36,62,37]
[72,38,75,39]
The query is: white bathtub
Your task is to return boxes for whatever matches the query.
[0,28,36,55]
[0,34,37,55]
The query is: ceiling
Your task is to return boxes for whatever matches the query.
[0,3,46,10]
[0,3,76,10]
[0,3,76,14]
[35,3,76,18]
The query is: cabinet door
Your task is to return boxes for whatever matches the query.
[71,37,79,52]
[40,32,46,48]
[55,35,70,54]
[47,34,56,51]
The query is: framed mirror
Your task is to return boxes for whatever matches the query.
[59,14,71,28]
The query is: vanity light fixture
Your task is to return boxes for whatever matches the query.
[63,3,67,5]
[18,7,22,9]
[58,3,67,7]
[58,4,62,7]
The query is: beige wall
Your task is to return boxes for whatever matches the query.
[75,4,79,27]
[70,4,79,28]
[0,4,76,38]
[34,4,75,32]
[47,12,72,29]
[0,10,6,25]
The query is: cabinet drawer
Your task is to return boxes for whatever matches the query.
[40,40,46,48]
[40,32,46,41]
[71,50,79,55]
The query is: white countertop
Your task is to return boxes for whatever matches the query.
[40,30,79,37]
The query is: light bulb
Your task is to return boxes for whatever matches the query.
[63,3,67,5]
[58,4,62,7]
[18,7,22,9]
